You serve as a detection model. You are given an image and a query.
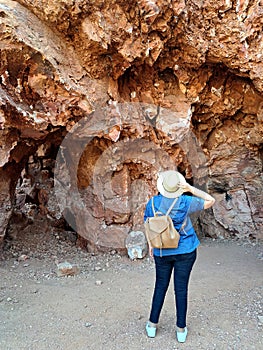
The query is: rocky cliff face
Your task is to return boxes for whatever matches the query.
[0,0,262,252]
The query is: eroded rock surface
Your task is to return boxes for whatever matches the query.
[0,0,262,251]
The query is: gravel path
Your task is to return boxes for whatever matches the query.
[0,233,262,350]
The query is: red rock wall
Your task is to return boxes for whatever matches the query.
[0,0,262,250]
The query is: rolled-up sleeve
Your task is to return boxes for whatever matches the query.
[144,200,152,222]
[189,197,205,214]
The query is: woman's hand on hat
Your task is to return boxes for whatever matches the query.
[178,182,193,193]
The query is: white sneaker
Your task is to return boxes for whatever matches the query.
[146,321,157,338]
[176,327,188,343]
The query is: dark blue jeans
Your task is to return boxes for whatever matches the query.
[149,249,197,328]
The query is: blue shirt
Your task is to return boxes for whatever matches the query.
[144,194,205,256]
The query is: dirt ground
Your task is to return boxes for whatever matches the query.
[0,227,262,350]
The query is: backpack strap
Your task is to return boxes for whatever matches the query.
[166,197,178,215]
[151,197,178,217]
[151,197,156,216]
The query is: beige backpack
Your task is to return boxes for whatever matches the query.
[144,197,180,250]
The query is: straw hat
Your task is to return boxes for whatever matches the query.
[157,170,186,198]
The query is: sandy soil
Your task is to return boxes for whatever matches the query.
[0,228,262,350]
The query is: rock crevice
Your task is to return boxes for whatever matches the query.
[0,0,262,251]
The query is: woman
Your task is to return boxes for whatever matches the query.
[144,170,215,343]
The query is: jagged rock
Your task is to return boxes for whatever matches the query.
[125,230,148,260]
[0,0,262,252]
[18,254,29,262]
[56,261,80,277]
[258,315,263,325]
